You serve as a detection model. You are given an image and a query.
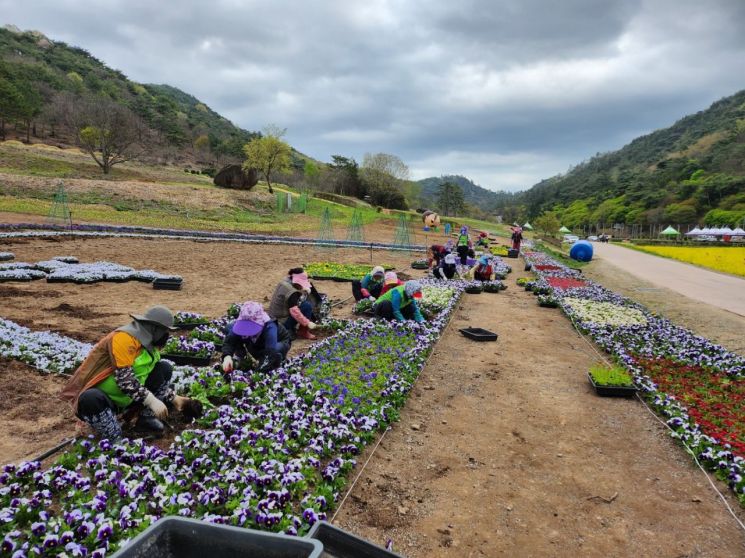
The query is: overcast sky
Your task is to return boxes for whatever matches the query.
[3,0,745,192]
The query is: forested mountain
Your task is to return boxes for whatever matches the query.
[0,25,257,163]
[518,89,745,226]
[418,174,516,215]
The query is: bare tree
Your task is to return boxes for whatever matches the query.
[67,96,147,174]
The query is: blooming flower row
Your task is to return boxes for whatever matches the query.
[522,250,745,504]
[0,224,426,252]
[0,318,92,374]
[0,282,463,555]
[0,259,181,284]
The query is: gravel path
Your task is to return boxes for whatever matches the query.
[592,242,745,317]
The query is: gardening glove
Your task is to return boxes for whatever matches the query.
[307,321,318,330]
[222,355,234,373]
[144,392,168,420]
[368,296,376,302]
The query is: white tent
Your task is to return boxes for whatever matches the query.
[720,226,734,235]
[700,227,713,235]
[685,226,703,236]
[730,227,745,236]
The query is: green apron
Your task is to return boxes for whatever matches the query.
[96,348,160,408]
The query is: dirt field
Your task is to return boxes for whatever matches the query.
[1,234,744,556]
[333,262,745,557]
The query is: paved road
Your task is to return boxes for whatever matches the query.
[591,242,745,317]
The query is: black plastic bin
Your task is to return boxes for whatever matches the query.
[507,249,519,258]
[306,522,403,558]
[459,327,498,342]
[110,517,323,558]
[153,278,183,290]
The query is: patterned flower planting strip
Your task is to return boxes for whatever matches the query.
[522,250,745,504]
[0,280,462,555]
[0,224,426,252]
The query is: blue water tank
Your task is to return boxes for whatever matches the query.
[569,240,594,262]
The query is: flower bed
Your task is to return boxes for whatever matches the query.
[0,318,92,374]
[0,269,47,282]
[562,297,648,327]
[162,337,216,359]
[173,311,208,328]
[545,276,587,290]
[523,250,745,504]
[0,282,463,555]
[304,262,393,282]
[0,259,180,285]
[0,224,425,252]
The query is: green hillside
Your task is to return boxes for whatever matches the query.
[0,25,257,160]
[418,174,516,214]
[519,89,745,226]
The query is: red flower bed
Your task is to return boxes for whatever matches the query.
[546,277,587,290]
[637,357,745,458]
[534,264,562,271]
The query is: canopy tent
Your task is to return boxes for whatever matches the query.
[720,226,734,235]
[522,222,533,230]
[559,226,571,233]
[685,226,703,236]
[659,225,680,236]
[731,227,745,236]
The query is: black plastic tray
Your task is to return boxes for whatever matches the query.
[173,321,209,330]
[153,279,183,290]
[507,249,519,258]
[587,373,638,397]
[459,327,498,342]
[306,522,403,558]
[109,516,322,558]
[161,353,212,366]
[464,286,483,294]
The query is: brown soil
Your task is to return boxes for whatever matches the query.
[0,358,77,463]
[1,234,744,556]
[333,261,745,557]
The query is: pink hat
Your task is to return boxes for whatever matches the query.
[233,301,271,337]
[290,271,312,291]
[384,271,398,285]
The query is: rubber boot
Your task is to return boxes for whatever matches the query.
[84,408,122,440]
[296,325,316,340]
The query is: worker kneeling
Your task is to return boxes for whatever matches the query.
[352,265,385,301]
[221,301,291,374]
[61,305,202,440]
[373,280,425,323]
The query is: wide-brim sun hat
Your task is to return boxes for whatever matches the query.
[372,266,385,277]
[384,271,398,284]
[404,280,423,299]
[130,305,177,330]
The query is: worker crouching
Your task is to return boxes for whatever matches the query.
[221,301,291,374]
[373,280,425,323]
[60,305,202,440]
[269,268,324,340]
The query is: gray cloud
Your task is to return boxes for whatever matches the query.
[2,0,745,191]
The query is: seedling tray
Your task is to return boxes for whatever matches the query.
[173,321,210,330]
[507,249,519,258]
[153,279,183,290]
[161,353,212,366]
[459,327,498,342]
[464,286,483,294]
[587,373,638,397]
[109,516,322,558]
[306,521,403,558]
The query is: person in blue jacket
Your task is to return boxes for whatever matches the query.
[352,265,386,301]
[373,280,425,323]
[221,301,291,374]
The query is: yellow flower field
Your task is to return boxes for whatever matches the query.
[633,245,745,277]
